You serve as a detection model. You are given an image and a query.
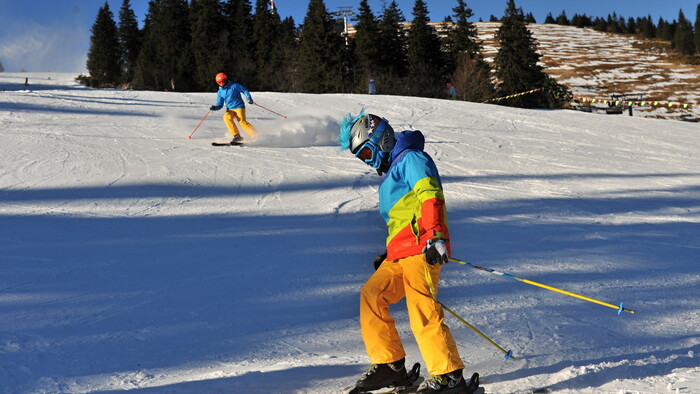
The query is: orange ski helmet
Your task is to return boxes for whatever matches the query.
[215,73,228,86]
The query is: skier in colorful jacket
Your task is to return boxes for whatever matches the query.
[209,72,257,143]
[339,110,472,394]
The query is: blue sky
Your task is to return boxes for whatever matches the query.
[0,0,697,72]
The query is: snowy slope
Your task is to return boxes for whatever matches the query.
[1,73,699,393]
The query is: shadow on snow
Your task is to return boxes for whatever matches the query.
[0,171,698,392]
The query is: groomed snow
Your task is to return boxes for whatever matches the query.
[1,73,699,393]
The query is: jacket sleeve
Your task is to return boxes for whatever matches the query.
[403,152,448,240]
[415,177,448,241]
[215,90,224,108]
[241,85,252,102]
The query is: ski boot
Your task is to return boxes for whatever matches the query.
[347,358,410,393]
[416,370,479,394]
[230,134,244,145]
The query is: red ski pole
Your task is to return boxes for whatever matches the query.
[254,103,287,119]
[187,110,212,139]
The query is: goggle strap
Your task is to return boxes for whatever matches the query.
[369,119,387,145]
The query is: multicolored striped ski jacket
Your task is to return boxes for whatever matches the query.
[379,129,451,261]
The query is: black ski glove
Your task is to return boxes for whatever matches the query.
[209,105,221,111]
[372,251,387,271]
[424,239,448,265]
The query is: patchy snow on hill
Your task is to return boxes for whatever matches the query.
[477,22,700,121]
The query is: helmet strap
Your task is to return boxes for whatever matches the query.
[376,157,390,176]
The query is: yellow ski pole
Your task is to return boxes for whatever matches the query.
[440,301,513,359]
[424,264,513,359]
[448,258,636,315]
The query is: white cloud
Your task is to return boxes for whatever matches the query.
[0,19,89,73]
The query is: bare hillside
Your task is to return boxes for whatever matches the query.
[477,22,700,120]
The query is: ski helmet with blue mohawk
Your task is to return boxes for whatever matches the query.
[338,109,395,174]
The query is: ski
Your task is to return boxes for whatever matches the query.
[359,372,480,394]
[346,363,422,394]
[373,384,420,394]
[378,372,478,394]
[211,141,244,147]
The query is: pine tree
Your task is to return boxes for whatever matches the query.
[443,0,494,102]
[191,0,228,91]
[544,13,555,24]
[657,17,675,41]
[593,17,607,32]
[297,0,343,93]
[696,4,700,55]
[117,0,141,85]
[617,15,628,34]
[443,0,481,61]
[133,0,193,91]
[571,14,592,28]
[556,10,569,25]
[376,1,408,94]
[607,13,620,33]
[222,0,255,85]
[405,0,444,97]
[86,2,121,87]
[0,60,4,73]
[353,0,382,92]
[525,12,536,23]
[627,17,637,34]
[639,15,656,38]
[132,3,157,89]
[673,9,696,56]
[223,0,253,48]
[253,0,284,91]
[493,0,567,108]
[274,16,300,92]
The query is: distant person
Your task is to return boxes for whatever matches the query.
[447,83,457,100]
[209,72,257,144]
[368,79,377,95]
[24,78,29,86]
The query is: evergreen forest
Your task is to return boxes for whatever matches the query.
[84,0,700,109]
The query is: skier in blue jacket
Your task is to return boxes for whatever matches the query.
[209,72,257,143]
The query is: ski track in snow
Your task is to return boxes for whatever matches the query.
[0,73,699,393]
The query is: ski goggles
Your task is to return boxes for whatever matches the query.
[353,118,389,169]
[354,142,386,169]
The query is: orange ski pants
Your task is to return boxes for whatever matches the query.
[223,108,257,138]
[360,253,465,375]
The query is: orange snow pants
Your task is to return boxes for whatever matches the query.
[223,108,257,139]
[360,253,465,376]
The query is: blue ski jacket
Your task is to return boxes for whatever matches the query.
[214,81,252,110]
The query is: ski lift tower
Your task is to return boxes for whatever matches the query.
[334,6,355,47]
